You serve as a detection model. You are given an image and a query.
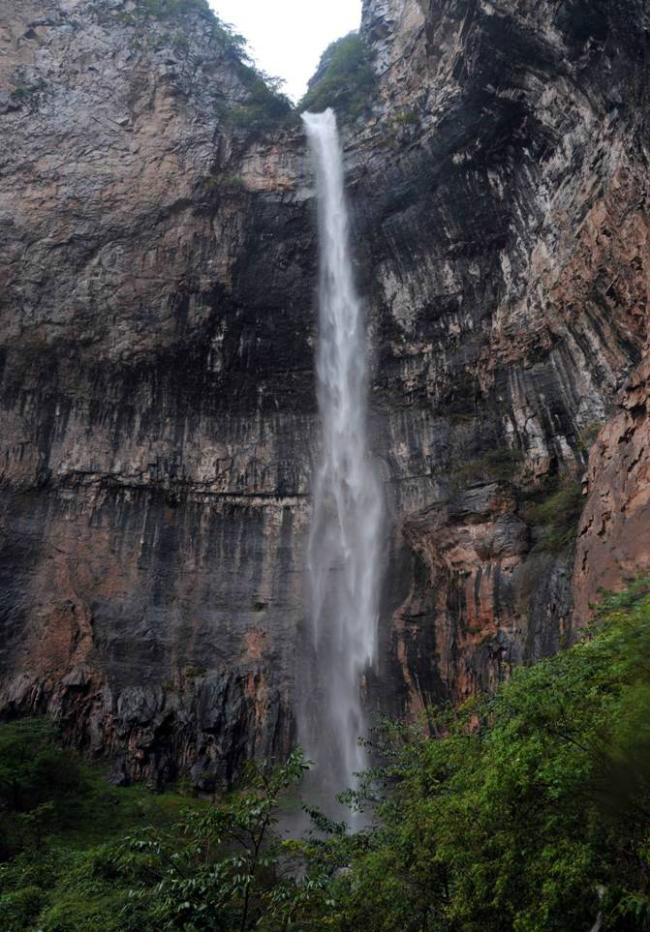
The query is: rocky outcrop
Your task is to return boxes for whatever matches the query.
[0,0,648,780]
[573,358,650,619]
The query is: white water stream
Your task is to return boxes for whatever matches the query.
[301,109,384,803]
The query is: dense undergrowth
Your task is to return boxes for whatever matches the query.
[1,580,648,931]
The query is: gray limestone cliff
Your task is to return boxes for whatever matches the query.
[0,0,648,786]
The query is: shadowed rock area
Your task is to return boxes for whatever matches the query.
[0,0,648,785]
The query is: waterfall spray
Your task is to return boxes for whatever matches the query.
[301,109,384,806]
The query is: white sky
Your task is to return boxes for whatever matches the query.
[208,0,363,102]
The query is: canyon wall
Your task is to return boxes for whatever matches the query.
[0,0,648,785]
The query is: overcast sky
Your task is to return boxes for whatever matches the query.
[209,0,363,102]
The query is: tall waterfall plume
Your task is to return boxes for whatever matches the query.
[301,108,384,804]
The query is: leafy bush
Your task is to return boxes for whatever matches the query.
[0,719,83,813]
[228,67,292,133]
[392,110,419,125]
[0,885,46,932]
[523,474,584,551]
[120,751,308,931]
[579,420,602,451]
[300,33,376,120]
[0,738,307,932]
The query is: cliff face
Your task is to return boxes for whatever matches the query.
[0,0,316,784]
[353,0,650,706]
[0,0,648,784]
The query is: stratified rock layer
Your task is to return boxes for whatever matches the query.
[0,0,648,782]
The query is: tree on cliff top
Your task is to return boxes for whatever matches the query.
[300,33,377,120]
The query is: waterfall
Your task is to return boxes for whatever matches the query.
[301,109,384,806]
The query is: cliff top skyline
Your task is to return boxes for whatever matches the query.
[209,0,361,101]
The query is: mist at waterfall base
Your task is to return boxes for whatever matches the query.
[298,109,384,822]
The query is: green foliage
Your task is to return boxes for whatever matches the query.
[392,110,420,125]
[282,580,650,932]
[0,718,83,814]
[116,750,308,932]
[0,739,307,932]
[9,79,47,107]
[453,446,524,486]
[213,22,293,133]
[300,33,376,120]
[0,719,87,859]
[228,66,292,133]
[579,419,602,451]
[522,474,584,551]
[0,721,208,931]
[0,884,46,931]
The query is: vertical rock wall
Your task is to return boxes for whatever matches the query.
[0,0,648,780]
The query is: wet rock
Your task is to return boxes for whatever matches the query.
[0,0,648,778]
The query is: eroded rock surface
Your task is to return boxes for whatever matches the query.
[0,0,648,780]
[573,358,650,620]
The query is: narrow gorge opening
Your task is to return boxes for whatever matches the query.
[207,0,363,102]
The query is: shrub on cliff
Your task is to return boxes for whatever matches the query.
[300,33,376,120]
[523,473,584,552]
[110,0,292,134]
[228,67,293,133]
[452,446,524,487]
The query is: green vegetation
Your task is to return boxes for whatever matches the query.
[300,33,377,120]
[448,447,586,554]
[111,0,211,25]
[2,583,649,930]
[392,110,420,125]
[453,446,524,487]
[304,579,650,932]
[227,68,292,133]
[0,721,208,932]
[523,473,584,552]
[0,719,86,858]
[579,419,602,453]
[199,172,247,193]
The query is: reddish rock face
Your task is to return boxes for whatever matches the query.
[397,483,531,705]
[573,359,650,621]
[0,0,648,780]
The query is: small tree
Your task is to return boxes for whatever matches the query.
[118,750,308,931]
